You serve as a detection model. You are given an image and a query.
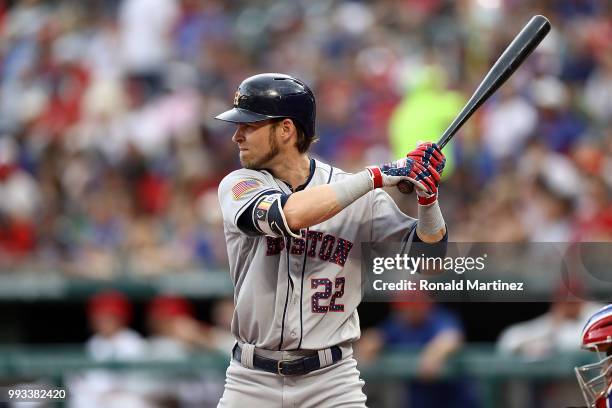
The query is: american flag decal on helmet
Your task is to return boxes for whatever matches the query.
[232,179,261,200]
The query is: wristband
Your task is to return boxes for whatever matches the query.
[365,167,383,189]
[417,193,437,206]
[417,199,445,236]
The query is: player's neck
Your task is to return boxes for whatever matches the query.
[268,153,311,191]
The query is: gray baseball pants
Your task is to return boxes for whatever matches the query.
[217,344,367,407]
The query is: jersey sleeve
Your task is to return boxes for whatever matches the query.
[218,170,300,238]
[370,189,418,242]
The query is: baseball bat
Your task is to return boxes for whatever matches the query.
[398,15,551,194]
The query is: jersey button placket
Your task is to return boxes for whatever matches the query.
[286,259,299,346]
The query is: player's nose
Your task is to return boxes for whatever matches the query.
[232,126,245,144]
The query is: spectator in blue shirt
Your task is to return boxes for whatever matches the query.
[357,293,480,408]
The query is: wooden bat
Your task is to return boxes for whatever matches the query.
[398,15,551,194]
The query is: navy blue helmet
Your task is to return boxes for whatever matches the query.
[215,73,316,138]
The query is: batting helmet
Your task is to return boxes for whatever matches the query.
[215,73,316,138]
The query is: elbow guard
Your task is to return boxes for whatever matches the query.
[253,193,301,239]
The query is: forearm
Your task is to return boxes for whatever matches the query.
[284,171,373,231]
[284,185,345,230]
[422,330,462,361]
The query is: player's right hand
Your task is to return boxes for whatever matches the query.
[366,158,434,193]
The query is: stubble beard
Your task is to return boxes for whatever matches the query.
[241,127,280,170]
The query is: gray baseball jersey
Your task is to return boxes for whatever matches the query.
[218,158,417,351]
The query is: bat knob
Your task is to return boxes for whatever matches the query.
[397,180,414,194]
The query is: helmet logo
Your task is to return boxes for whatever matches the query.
[233,91,241,107]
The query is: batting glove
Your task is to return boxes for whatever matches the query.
[407,142,446,176]
[366,158,439,202]
[406,142,445,205]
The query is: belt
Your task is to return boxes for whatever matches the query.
[232,344,342,376]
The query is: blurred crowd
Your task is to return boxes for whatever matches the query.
[0,0,611,278]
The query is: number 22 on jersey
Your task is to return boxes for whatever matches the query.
[311,277,345,313]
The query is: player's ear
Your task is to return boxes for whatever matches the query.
[279,119,295,144]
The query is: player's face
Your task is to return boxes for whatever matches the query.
[232,120,280,169]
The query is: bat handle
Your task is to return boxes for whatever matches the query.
[397,180,415,194]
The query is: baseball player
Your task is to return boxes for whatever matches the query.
[215,73,447,407]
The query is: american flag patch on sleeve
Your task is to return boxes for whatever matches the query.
[231,179,262,200]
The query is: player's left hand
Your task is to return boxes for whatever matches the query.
[407,142,445,176]
[397,142,445,205]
